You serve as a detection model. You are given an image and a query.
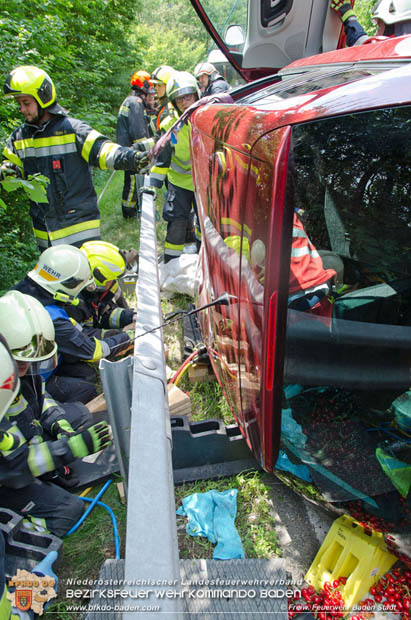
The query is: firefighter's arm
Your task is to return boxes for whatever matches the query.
[40,386,76,438]
[54,316,132,362]
[0,423,111,484]
[72,117,147,173]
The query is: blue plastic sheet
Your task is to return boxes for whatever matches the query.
[176,489,245,560]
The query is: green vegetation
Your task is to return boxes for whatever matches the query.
[175,471,282,560]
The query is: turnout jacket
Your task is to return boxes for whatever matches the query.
[14,276,130,363]
[2,105,140,248]
[149,111,194,191]
[203,76,230,97]
[0,375,79,488]
[68,284,135,330]
[116,91,154,151]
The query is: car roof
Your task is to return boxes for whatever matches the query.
[191,61,411,154]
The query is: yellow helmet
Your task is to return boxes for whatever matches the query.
[81,241,126,287]
[150,65,175,86]
[4,65,56,109]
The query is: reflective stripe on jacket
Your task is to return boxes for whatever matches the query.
[2,108,138,246]
[149,112,193,191]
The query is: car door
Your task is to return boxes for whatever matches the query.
[190,0,349,81]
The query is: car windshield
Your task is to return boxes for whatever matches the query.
[238,65,396,105]
[195,0,248,50]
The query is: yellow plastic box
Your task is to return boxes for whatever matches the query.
[305,514,397,610]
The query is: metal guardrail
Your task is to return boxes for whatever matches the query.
[100,182,183,619]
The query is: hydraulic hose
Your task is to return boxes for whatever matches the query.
[65,478,112,536]
[169,349,199,384]
[79,496,121,560]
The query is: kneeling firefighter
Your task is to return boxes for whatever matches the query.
[0,291,112,538]
[14,245,134,403]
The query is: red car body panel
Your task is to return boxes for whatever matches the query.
[191,41,411,470]
[283,34,411,70]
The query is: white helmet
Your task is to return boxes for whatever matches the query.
[28,244,94,304]
[0,334,20,419]
[194,62,219,80]
[0,291,57,375]
[372,0,411,24]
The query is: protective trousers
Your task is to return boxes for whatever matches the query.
[46,361,98,404]
[0,479,83,538]
[122,171,144,218]
[162,182,200,263]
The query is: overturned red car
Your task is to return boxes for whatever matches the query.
[189,0,411,562]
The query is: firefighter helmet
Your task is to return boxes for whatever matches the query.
[372,0,411,24]
[166,71,200,104]
[0,291,57,375]
[130,70,152,94]
[81,240,126,287]
[0,334,20,418]
[150,65,175,86]
[28,245,94,303]
[194,62,219,81]
[4,65,56,109]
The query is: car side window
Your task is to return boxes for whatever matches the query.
[280,106,411,520]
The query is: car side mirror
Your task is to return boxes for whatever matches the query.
[224,24,245,47]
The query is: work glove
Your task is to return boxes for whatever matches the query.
[330,0,355,22]
[67,421,112,459]
[133,150,150,173]
[0,429,20,452]
[108,332,135,360]
[0,161,22,181]
[51,419,76,439]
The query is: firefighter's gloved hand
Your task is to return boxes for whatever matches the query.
[68,421,112,458]
[0,161,22,181]
[132,150,149,173]
[51,419,76,439]
[330,0,355,21]
[109,333,134,360]
[0,429,20,451]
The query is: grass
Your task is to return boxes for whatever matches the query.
[43,170,281,616]
[175,471,282,560]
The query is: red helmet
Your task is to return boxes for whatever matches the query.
[130,70,152,94]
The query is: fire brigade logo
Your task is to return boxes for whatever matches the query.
[15,589,32,611]
[7,568,56,615]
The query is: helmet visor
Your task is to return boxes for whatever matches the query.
[22,353,58,376]
[12,334,57,363]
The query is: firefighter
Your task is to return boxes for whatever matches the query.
[116,70,154,218]
[149,71,201,263]
[69,240,136,330]
[194,62,230,97]
[13,245,134,404]
[0,336,21,619]
[330,0,411,47]
[150,65,176,136]
[0,293,112,538]
[1,66,148,250]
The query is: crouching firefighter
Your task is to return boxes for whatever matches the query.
[0,292,112,538]
[71,240,137,331]
[14,245,134,404]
